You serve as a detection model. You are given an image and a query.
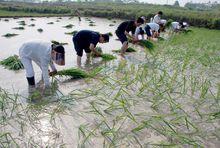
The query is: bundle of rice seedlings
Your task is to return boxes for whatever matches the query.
[13,27,24,30]
[112,47,136,53]
[58,17,62,19]
[63,24,74,28]
[30,18,36,21]
[112,20,116,23]
[65,30,78,36]
[89,21,95,24]
[56,20,60,22]
[47,22,54,25]
[139,40,154,51]
[28,24,35,27]
[0,55,24,70]
[109,24,114,26]
[101,54,116,61]
[4,19,9,22]
[2,33,19,38]
[91,47,103,57]
[17,21,26,26]
[37,28,43,33]
[51,40,68,45]
[56,68,89,79]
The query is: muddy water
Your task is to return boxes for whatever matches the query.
[0,17,124,95]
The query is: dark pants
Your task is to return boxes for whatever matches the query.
[72,36,91,57]
[116,30,128,44]
[144,25,152,37]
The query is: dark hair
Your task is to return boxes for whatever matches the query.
[53,45,65,54]
[101,34,109,42]
[136,17,144,24]
[158,11,163,15]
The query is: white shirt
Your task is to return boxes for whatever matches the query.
[134,26,144,40]
[153,14,161,24]
[147,23,160,32]
[171,22,180,30]
[19,40,56,86]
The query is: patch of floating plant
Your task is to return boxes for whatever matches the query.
[0,55,24,70]
[65,30,78,36]
[2,33,19,38]
[47,22,54,25]
[28,24,35,27]
[89,23,96,26]
[12,27,24,30]
[51,40,68,45]
[17,21,26,26]
[63,24,74,29]
[37,28,43,33]
[112,47,136,53]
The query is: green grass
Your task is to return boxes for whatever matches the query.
[0,55,24,70]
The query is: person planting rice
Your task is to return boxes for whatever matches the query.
[134,16,146,41]
[144,22,160,41]
[75,9,81,21]
[152,11,166,32]
[171,22,189,32]
[72,30,109,67]
[19,40,65,92]
[115,17,144,56]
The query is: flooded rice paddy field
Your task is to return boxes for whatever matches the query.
[0,17,220,147]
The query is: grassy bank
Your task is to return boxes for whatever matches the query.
[0,1,219,29]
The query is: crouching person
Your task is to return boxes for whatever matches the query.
[144,22,160,41]
[72,30,109,67]
[19,40,65,92]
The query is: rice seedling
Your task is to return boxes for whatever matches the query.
[30,18,35,21]
[112,47,136,53]
[4,19,9,22]
[109,24,114,26]
[89,21,95,24]
[47,22,54,24]
[12,27,24,30]
[51,40,68,45]
[28,24,35,27]
[2,33,18,38]
[64,30,78,36]
[0,55,24,70]
[37,28,43,33]
[63,24,74,28]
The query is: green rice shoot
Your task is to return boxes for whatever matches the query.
[112,47,136,53]
[2,33,19,38]
[56,68,89,79]
[139,40,154,52]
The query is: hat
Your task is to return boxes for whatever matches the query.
[102,34,109,42]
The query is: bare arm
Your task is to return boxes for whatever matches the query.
[89,43,101,56]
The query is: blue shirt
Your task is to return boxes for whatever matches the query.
[73,30,100,48]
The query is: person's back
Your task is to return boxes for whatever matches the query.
[116,21,136,34]
[73,30,100,48]
[19,40,51,64]
[147,23,160,31]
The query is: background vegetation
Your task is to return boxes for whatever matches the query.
[0,1,219,29]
